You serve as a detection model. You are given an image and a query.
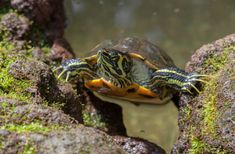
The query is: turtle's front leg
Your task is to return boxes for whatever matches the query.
[150,67,207,94]
[53,58,96,81]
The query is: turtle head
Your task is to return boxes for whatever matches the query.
[97,48,133,87]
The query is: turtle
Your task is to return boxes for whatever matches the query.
[54,37,206,104]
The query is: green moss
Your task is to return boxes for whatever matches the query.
[0,122,64,133]
[201,46,235,135]
[204,46,233,73]
[0,8,50,102]
[183,104,191,120]
[0,135,3,149]
[0,100,15,115]
[0,40,15,51]
[0,53,32,102]
[201,78,218,135]
[41,46,50,54]
[189,134,229,154]
[0,55,15,90]
[189,136,206,154]
[83,112,106,129]
[23,140,36,154]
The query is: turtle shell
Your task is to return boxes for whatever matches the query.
[89,37,175,68]
[86,37,176,104]
[89,37,176,89]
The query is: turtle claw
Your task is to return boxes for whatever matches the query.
[181,73,208,94]
[65,71,71,82]
[181,87,193,95]
[52,66,63,72]
[57,69,67,79]
[189,78,209,84]
[181,83,201,94]
[189,74,208,77]
[188,74,209,84]
[53,64,69,80]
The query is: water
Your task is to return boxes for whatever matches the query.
[64,0,235,68]
[64,0,235,153]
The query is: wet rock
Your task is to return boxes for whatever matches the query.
[58,83,83,122]
[10,0,75,59]
[50,38,75,60]
[32,47,44,59]
[0,125,167,154]
[0,127,124,154]
[8,58,83,122]
[113,136,166,154]
[186,33,235,73]
[0,12,31,40]
[11,0,64,40]
[0,98,77,126]
[172,34,235,153]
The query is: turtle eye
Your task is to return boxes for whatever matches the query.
[122,57,131,73]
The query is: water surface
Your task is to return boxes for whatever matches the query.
[64,0,235,68]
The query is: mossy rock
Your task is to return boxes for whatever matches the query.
[172,34,235,153]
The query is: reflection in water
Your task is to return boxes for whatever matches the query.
[115,100,178,153]
[64,0,235,153]
[95,93,178,153]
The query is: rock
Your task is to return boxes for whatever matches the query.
[0,12,31,40]
[0,125,167,154]
[113,136,166,154]
[50,38,75,60]
[0,127,124,154]
[10,0,65,32]
[0,98,77,126]
[8,58,83,122]
[10,0,75,59]
[172,34,235,153]
[31,47,49,63]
